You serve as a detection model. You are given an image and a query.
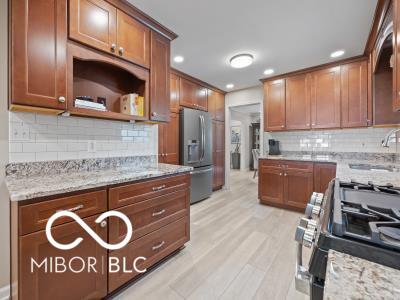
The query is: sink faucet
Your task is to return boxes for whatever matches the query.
[381,128,400,147]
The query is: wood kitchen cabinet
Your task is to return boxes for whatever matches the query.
[208,89,225,121]
[213,120,225,190]
[394,0,400,111]
[314,163,337,193]
[19,214,108,300]
[158,113,179,164]
[150,31,171,122]
[310,67,341,129]
[284,168,314,209]
[170,73,180,113]
[11,0,67,111]
[264,79,286,131]
[69,0,150,68]
[341,60,369,127]
[285,74,311,130]
[179,78,208,111]
[259,165,285,205]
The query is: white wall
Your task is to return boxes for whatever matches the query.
[0,0,10,296]
[225,85,263,189]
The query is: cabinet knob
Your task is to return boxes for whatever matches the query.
[152,112,157,117]
[119,47,124,55]
[58,96,66,103]
[279,173,282,176]
[111,43,116,52]
[284,173,287,176]
[306,123,310,126]
[311,123,315,126]
[100,220,107,228]
[281,125,284,128]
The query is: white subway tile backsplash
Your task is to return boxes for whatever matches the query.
[9,112,158,163]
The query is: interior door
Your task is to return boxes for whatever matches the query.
[69,0,117,54]
[116,9,150,68]
[264,79,286,131]
[310,67,341,129]
[285,74,311,129]
[12,0,67,110]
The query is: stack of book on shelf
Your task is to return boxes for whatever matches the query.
[75,99,107,111]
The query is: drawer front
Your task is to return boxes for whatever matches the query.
[260,159,283,168]
[108,216,189,292]
[283,161,313,172]
[109,188,189,243]
[19,190,107,235]
[109,174,190,208]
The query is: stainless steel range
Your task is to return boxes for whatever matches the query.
[294,179,400,299]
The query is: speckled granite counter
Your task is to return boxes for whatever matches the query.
[260,152,400,186]
[324,250,400,300]
[5,156,193,201]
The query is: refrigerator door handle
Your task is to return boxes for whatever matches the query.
[190,167,213,175]
[200,115,205,162]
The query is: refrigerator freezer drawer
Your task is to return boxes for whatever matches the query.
[190,166,213,204]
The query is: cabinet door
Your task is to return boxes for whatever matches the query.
[195,86,208,111]
[19,215,107,300]
[11,0,67,110]
[158,122,165,163]
[341,61,368,127]
[150,31,170,122]
[314,163,336,193]
[117,10,150,68]
[207,89,217,119]
[259,166,284,204]
[69,0,117,54]
[284,169,314,210]
[179,78,197,108]
[170,73,180,113]
[394,0,400,111]
[310,67,341,129]
[164,113,180,164]
[286,74,311,130]
[208,90,225,121]
[264,79,286,131]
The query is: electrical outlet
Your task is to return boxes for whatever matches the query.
[11,126,30,141]
[87,140,96,153]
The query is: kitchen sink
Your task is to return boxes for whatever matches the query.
[348,163,399,172]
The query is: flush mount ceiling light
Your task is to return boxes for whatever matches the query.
[330,50,345,58]
[226,83,234,89]
[263,68,275,75]
[173,56,184,63]
[229,54,254,68]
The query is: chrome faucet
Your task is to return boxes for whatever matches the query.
[381,128,400,147]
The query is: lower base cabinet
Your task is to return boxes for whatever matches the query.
[259,160,336,211]
[12,173,190,300]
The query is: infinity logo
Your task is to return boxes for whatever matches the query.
[46,211,133,250]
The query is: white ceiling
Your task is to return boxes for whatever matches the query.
[129,0,378,91]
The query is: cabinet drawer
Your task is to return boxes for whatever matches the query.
[109,189,189,243]
[283,161,313,172]
[19,190,107,235]
[260,159,283,168]
[109,174,190,208]
[108,216,189,292]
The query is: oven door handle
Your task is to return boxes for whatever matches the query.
[295,242,311,295]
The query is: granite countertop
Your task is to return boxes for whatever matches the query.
[324,250,400,300]
[260,153,400,186]
[6,158,193,201]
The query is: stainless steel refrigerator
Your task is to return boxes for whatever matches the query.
[180,108,213,204]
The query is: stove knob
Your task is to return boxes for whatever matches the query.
[294,226,306,243]
[299,217,317,231]
[315,193,324,205]
[303,228,316,248]
[309,192,318,205]
[305,204,321,218]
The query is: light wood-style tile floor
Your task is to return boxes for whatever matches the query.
[115,170,308,300]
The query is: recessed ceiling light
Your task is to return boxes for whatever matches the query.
[174,56,184,63]
[263,68,275,75]
[226,83,234,89]
[230,54,254,69]
[330,50,345,58]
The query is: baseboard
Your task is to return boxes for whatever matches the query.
[0,285,10,300]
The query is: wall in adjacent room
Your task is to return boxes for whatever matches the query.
[9,112,158,163]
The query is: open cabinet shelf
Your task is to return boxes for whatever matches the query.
[67,42,149,122]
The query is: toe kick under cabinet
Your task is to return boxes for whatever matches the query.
[258,159,336,211]
[11,173,190,300]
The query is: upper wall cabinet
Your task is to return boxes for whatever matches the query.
[394,0,400,111]
[69,0,150,68]
[170,73,180,113]
[150,31,170,122]
[341,60,368,127]
[11,0,67,111]
[285,74,311,130]
[179,78,208,111]
[310,67,341,129]
[208,89,225,121]
[264,79,286,131]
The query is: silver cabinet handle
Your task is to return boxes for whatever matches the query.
[152,209,166,217]
[119,47,124,55]
[281,125,284,128]
[58,96,66,103]
[57,204,84,213]
[284,173,287,176]
[152,112,157,117]
[279,173,282,176]
[152,184,166,191]
[152,241,165,251]
[100,220,107,228]
[111,43,116,52]
[311,123,315,126]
